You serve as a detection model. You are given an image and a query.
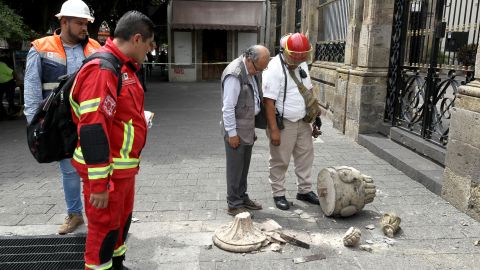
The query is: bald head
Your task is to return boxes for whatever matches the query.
[244,45,270,75]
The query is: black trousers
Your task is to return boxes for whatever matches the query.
[224,140,253,208]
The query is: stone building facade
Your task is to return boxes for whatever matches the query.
[270,0,479,221]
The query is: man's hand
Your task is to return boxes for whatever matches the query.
[90,191,109,208]
[270,129,281,146]
[228,135,240,149]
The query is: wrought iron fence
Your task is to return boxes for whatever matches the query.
[315,0,351,62]
[385,0,478,147]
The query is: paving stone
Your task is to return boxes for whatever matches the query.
[18,214,54,225]
[0,214,26,225]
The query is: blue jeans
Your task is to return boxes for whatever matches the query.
[59,158,83,214]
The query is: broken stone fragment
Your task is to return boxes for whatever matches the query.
[294,209,304,215]
[365,224,375,230]
[213,212,267,253]
[380,213,401,238]
[343,227,361,247]
[474,240,480,246]
[270,243,282,252]
[317,166,376,217]
[359,244,373,252]
[258,218,282,232]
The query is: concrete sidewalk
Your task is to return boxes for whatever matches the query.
[0,81,479,269]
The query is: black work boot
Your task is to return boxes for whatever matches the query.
[112,255,130,270]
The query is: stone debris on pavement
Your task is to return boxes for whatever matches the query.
[258,218,282,232]
[365,224,375,230]
[474,240,480,246]
[270,243,282,252]
[380,213,401,238]
[342,227,361,247]
[293,209,304,215]
[292,254,326,264]
[279,232,310,249]
[299,213,311,219]
[359,244,373,252]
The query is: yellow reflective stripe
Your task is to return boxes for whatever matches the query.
[113,157,140,169]
[113,244,127,257]
[79,98,101,115]
[120,120,134,159]
[85,260,112,270]
[69,79,80,118]
[87,165,112,180]
[73,147,85,164]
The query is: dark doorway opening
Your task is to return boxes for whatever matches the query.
[202,30,227,80]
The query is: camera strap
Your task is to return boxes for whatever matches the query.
[278,54,287,119]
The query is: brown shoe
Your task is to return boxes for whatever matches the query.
[243,198,262,210]
[58,213,84,235]
[227,207,252,218]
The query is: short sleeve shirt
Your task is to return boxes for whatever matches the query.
[262,55,313,122]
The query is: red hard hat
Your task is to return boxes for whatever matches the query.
[284,33,312,63]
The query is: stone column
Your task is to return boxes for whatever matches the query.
[333,0,364,132]
[343,0,394,140]
[442,50,480,221]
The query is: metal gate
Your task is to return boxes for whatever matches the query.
[385,0,479,147]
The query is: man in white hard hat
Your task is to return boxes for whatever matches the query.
[24,0,100,234]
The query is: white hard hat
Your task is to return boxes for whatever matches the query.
[55,0,94,23]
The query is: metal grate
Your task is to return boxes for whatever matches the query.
[0,235,85,270]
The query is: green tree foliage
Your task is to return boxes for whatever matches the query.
[0,1,35,43]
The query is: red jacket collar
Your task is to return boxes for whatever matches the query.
[103,38,140,72]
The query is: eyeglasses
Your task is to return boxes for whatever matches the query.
[252,60,268,72]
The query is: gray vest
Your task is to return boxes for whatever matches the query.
[221,57,262,145]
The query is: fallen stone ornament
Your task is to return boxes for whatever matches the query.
[343,227,361,247]
[317,166,376,217]
[380,213,401,238]
[213,212,267,253]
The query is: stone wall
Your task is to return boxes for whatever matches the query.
[442,82,480,221]
[310,62,341,121]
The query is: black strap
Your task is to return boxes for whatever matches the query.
[278,54,287,118]
[83,52,123,96]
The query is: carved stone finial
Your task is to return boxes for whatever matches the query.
[343,227,361,246]
[380,213,401,238]
[317,166,377,217]
[213,212,267,252]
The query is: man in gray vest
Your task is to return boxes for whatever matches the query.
[221,45,270,217]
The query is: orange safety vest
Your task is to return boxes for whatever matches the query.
[31,29,100,92]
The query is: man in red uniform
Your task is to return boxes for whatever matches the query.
[69,11,154,270]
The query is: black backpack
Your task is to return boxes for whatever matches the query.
[27,52,123,163]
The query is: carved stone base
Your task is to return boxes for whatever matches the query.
[213,212,267,253]
[317,166,376,217]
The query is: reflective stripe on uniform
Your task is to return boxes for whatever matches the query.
[37,51,66,65]
[85,260,112,270]
[73,147,85,164]
[79,97,101,115]
[113,244,127,257]
[42,82,60,90]
[87,165,112,180]
[112,157,140,169]
[120,120,134,159]
[75,147,140,170]
[69,79,80,118]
